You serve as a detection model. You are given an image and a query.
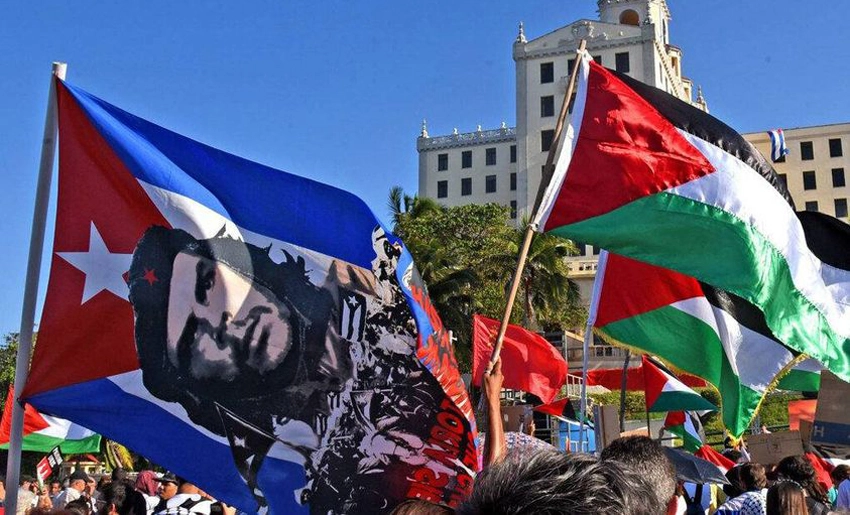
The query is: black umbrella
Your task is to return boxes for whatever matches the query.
[662,447,730,485]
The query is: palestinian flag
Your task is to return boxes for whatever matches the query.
[695,445,736,474]
[643,356,716,413]
[533,397,580,421]
[664,411,705,453]
[0,388,100,453]
[777,358,823,392]
[533,50,850,384]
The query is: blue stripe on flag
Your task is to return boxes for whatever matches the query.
[27,379,308,514]
[61,81,385,269]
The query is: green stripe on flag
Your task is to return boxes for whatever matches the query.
[777,369,821,392]
[0,433,101,454]
[599,304,762,436]
[552,191,850,383]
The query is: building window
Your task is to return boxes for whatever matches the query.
[777,173,788,188]
[437,180,448,199]
[574,243,587,257]
[830,138,843,158]
[540,62,554,84]
[540,96,555,118]
[833,168,845,187]
[775,154,786,163]
[510,200,517,219]
[803,171,817,190]
[510,172,517,191]
[437,153,448,171]
[461,177,472,196]
[510,145,517,163]
[615,52,630,73]
[805,201,819,212]
[592,245,601,255]
[836,199,848,218]
[461,150,472,169]
[800,141,814,161]
[567,58,576,76]
[541,129,555,152]
[485,174,497,193]
[485,147,497,166]
[592,55,602,64]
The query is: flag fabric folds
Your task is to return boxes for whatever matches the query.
[532,397,580,421]
[533,50,850,385]
[694,445,736,474]
[0,388,100,454]
[642,356,716,413]
[594,251,797,437]
[22,79,476,514]
[777,358,823,392]
[664,411,705,453]
[471,314,567,404]
[768,129,790,162]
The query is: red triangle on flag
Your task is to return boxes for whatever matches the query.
[24,82,171,398]
[0,387,50,445]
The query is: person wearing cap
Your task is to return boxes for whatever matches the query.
[153,473,179,512]
[53,469,90,509]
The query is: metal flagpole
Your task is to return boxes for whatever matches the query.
[578,250,607,450]
[618,350,631,432]
[4,62,67,515]
[485,39,587,375]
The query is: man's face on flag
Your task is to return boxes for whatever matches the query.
[167,252,294,381]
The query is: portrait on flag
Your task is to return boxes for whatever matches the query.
[22,78,476,515]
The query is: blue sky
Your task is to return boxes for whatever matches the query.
[3,1,850,336]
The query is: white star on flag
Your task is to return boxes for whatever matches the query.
[58,222,133,303]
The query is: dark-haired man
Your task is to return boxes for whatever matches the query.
[600,436,678,513]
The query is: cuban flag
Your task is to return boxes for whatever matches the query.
[768,128,789,162]
[21,79,477,514]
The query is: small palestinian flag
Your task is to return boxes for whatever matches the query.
[665,411,705,453]
[643,356,716,413]
[695,445,736,474]
[533,398,580,421]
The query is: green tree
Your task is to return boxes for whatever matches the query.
[388,188,585,370]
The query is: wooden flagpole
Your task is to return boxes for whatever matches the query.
[4,62,66,515]
[485,39,587,375]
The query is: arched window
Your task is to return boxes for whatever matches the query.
[619,9,639,26]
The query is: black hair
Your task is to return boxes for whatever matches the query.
[600,435,677,508]
[99,480,147,515]
[457,449,660,515]
[129,226,341,435]
[775,455,829,504]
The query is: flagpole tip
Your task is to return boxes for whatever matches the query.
[52,62,67,80]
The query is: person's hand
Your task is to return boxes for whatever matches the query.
[482,357,504,405]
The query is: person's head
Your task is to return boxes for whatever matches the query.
[66,497,93,515]
[110,468,127,483]
[722,466,744,499]
[69,470,91,493]
[832,464,850,487]
[154,473,179,501]
[97,476,112,492]
[129,226,337,434]
[776,455,829,504]
[133,470,158,497]
[86,477,97,495]
[19,474,33,489]
[98,480,147,515]
[738,463,767,491]
[600,436,677,509]
[457,448,660,515]
[50,480,62,495]
[766,480,808,515]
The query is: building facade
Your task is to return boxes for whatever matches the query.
[743,124,850,221]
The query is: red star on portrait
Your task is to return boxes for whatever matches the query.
[143,268,158,285]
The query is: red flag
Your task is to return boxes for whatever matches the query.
[533,398,578,420]
[472,315,567,404]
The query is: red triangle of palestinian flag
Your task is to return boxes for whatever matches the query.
[695,445,736,474]
[643,356,715,413]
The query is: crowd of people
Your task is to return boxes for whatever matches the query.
[3,358,849,515]
[0,467,237,515]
